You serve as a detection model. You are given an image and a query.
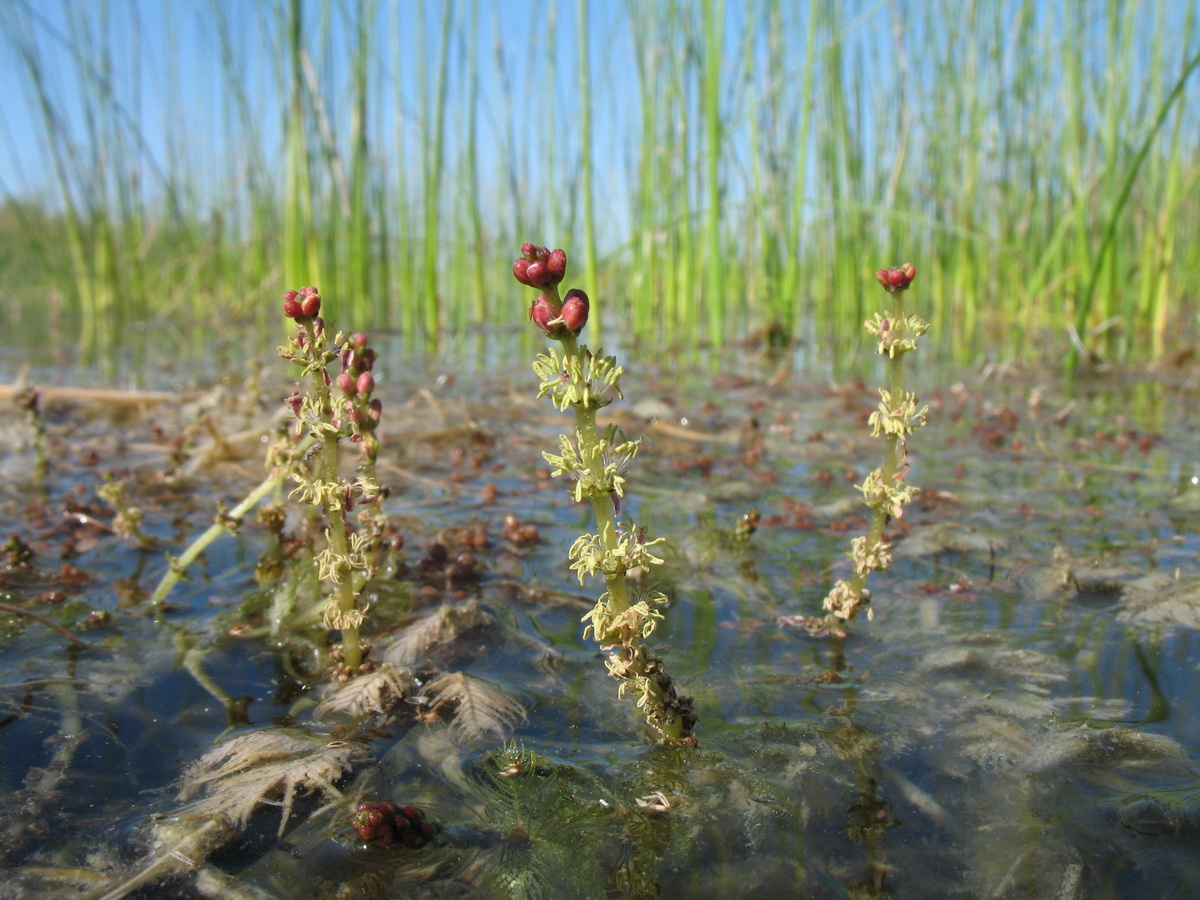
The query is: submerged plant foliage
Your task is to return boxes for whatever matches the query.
[515,243,697,744]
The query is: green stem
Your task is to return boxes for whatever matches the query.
[557,333,686,743]
[304,322,362,671]
[149,459,302,608]
[0,603,91,649]
[560,341,630,616]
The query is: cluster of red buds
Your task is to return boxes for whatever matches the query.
[875,263,916,293]
[282,285,322,319]
[336,332,382,461]
[513,245,589,338]
[351,800,436,848]
[512,243,567,288]
[529,288,589,338]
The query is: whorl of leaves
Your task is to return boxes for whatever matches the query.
[316,663,412,718]
[178,729,368,836]
[383,600,494,665]
[424,672,526,744]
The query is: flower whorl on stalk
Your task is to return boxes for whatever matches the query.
[821,264,929,624]
[515,243,696,743]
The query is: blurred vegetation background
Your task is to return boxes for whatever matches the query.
[1,0,1198,368]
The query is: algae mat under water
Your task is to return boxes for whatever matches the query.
[2,352,1200,899]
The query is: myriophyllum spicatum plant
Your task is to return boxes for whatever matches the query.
[515,244,697,744]
[821,264,929,625]
[280,286,387,677]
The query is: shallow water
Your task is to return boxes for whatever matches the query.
[2,342,1200,899]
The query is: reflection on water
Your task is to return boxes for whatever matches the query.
[1,336,1199,898]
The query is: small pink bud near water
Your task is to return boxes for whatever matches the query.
[875,263,916,293]
[356,371,375,395]
[336,373,357,396]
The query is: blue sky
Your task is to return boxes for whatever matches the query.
[3,0,1197,256]
[1,1,646,211]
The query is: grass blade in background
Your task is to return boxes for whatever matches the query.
[1,0,1198,371]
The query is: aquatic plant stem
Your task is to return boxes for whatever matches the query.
[560,333,629,615]
[557,334,689,744]
[516,244,696,743]
[149,454,309,608]
[0,603,91,649]
[301,319,362,671]
[840,308,906,612]
[820,264,927,625]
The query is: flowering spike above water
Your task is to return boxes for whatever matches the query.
[514,241,696,744]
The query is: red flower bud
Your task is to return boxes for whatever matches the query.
[296,286,321,317]
[525,260,547,286]
[514,244,562,287]
[336,373,356,396]
[546,248,567,283]
[558,289,589,334]
[876,263,916,292]
[529,294,560,334]
[282,290,303,318]
[356,371,375,395]
[368,398,382,425]
[513,259,532,286]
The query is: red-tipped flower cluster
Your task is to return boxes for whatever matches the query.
[529,288,589,339]
[875,263,916,293]
[337,331,382,461]
[513,244,567,289]
[513,245,589,339]
[351,800,436,848]
[283,286,322,319]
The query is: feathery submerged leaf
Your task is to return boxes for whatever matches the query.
[425,671,526,744]
[383,600,494,665]
[179,730,367,835]
[316,662,412,717]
